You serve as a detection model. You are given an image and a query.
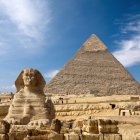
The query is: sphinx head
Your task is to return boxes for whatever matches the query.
[15,68,46,92]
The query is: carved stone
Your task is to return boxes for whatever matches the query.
[4,68,55,125]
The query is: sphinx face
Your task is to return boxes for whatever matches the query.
[22,69,37,87]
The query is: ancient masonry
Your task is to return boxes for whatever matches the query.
[45,34,140,96]
[0,68,123,140]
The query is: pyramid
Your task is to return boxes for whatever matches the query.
[45,35,140,96]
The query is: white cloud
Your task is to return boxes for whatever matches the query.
[0,0,51,49]
[0,85,15,93]
[113,35,140,67]
[122,21,140,34]
[113,14,140,67]
[45,70,59,79]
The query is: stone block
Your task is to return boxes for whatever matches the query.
[103,134,122,140]
[0,134,9,140]
[83,119,98,134]
[114,134,122,140]
[84,126,98,134]
[64,134,79,140]
[48,133,63,140]
[9,132,27,140]
[24,135,48,140]
[82,134,100,140]
[10,125,28,133]
[98,119,118,134]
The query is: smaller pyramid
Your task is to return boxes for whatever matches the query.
[45,35,140,96]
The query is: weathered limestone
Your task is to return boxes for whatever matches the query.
[0,134,9,140]
[136,133,140,140]
[25,133,63,140]
[98,119,119,134]
[0,93,13,103]
[28,119,50,129]
[74,119,119,134]
[4,68,54,125]
[50,119,62,133]
[82,134,101,140]
[48,133,63,140]
[9,132,27,140]
[24,135,48,140]
[0,120,10,134]
[103,134,122,140]
[83,119,99,134]
[64,133,79,140]
[45,34,140,96]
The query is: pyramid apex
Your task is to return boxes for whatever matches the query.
[83,34,107,52]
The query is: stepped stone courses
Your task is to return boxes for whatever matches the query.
[45,35,140,96]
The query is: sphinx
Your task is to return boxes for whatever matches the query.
[4,68,55,125]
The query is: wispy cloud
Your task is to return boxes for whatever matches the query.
[44,69,59,81]
[121,15,140,34]
[113,14,140,67]
[0,85,15,93]
[0,0,51,50]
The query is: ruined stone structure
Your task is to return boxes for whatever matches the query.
[4,68,55,125]
[0,35,139,140]
[0,68,123,140]
[45,35,140,96]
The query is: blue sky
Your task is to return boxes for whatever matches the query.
[0,0,140,92]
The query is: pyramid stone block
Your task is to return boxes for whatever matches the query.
[45,35,140,96]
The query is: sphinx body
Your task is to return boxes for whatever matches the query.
[5,68,54,125]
